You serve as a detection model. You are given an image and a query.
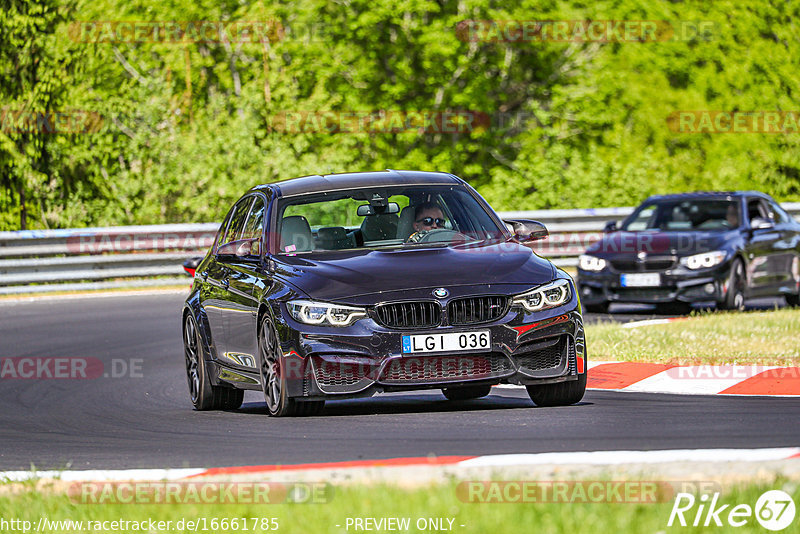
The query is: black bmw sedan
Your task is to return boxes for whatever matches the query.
[578,191,800,313]
[182,170,586,416]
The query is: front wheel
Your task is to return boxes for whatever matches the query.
[720,258,746,311]
[442,385,492,400]
[183,314,244,411]
[258,315,324,417]
[526,374,586,407]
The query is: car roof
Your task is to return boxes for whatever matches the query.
[643,191,774,202]
[250,170,463,198]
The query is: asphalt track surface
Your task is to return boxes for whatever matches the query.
[0,292,797,471]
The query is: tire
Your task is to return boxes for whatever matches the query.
[183,314,244,411]
[525,373,586,407]
[720,258,746,311]
[441,385,492,400]
[258,315,325,417]
[786,293,800,308]
[584,302,609,314]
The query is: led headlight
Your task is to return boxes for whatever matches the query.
[512,279,572,312]
[680,251,727,270]
[287,300,367,327]
[579,254,607,272]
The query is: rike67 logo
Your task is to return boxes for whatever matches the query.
[668,490,796,531]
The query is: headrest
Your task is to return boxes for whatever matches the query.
[280,215,313,252]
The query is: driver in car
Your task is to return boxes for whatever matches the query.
[408,202,447,241]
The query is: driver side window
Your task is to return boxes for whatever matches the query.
[220,197,254,247]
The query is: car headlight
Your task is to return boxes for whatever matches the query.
[512,279,572,312]
[680,251,727,270]
[287,300,367,327]
[579,254,607,272]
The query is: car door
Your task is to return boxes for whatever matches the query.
[765,198,800,291]
[743,197,782,293]
[200,197,253,361]
[222,195,268,368]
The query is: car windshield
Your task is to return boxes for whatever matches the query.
[622,199,740,232]
[276,185,505,254]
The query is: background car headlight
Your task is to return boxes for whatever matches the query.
[579,254,607,271]
[288,300,367,327]
[680,251,727,270]
[512,279,572,312]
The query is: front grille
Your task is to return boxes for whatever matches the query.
[514,336,565,371]
[380,353,512,384]
[313,359,371,387]
[614,288,673,301]
[374,301,440,329]
[611,257,676,272]
[447,296,509,326]
[568,337,577,375]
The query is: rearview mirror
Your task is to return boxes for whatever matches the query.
[604,221,618,233]
[503,219,548,243]
[217,238,260,259]
[357,202,400,216]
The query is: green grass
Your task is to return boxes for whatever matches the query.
[586,308,800,365]
[0,479,797,533]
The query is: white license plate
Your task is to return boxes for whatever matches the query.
[621,273,661,287]
[402,331,491,354]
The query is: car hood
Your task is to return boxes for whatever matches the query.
[586,230,733,258]
[273,241,556,305]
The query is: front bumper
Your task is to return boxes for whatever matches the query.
[212,298,586,400]
[578,262,733,305]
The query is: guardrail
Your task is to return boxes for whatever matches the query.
[1,204,798,294]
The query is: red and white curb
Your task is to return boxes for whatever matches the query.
[586,361,800,396]
[2,448,799,482]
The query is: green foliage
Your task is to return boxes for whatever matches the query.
[1,0,799,229]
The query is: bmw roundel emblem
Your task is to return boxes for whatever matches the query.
[433,288,449,299]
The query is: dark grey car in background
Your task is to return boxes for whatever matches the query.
[578,191,800,313]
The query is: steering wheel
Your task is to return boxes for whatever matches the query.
[406,228,469,244]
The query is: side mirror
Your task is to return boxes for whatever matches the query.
[504,219,548,243]
[357,202,400,216]
[750,217,774,231]
[604,221,618,233]
[217,238,260,259]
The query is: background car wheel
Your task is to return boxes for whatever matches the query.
[525,374,586,407]
[721,258,746,311]
[441,385,492,400]
[584,302,609,313]
[183,314,244,411]
[786,293,800,307]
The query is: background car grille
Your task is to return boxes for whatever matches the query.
[374,301,440,329]
[380,353,512,383]
[514,336,566,372]
[614,288,673,301]
[611,257,676,272]
[447,296,509,325]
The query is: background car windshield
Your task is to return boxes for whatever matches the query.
[277,185,503,253]
[622,199,740,232]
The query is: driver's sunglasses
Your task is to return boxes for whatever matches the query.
[416,217,446,227]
